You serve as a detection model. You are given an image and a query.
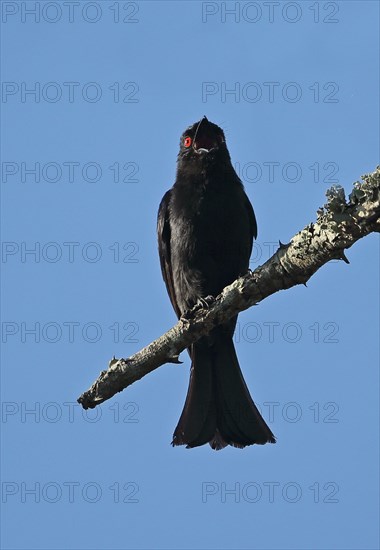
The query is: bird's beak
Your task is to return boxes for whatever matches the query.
[193,116,220,154]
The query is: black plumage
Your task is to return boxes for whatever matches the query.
[157,117,275,449]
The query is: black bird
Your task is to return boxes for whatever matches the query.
[157,117,275,450]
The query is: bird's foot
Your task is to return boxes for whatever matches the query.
[180,315,191,326]
[181,295,215,322]
[194,295,215,311]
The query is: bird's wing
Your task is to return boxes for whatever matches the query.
[157,190,181,319]
[244,193,258,256]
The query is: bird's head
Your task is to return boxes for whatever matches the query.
[177,116,230,169]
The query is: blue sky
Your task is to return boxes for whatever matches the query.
[1,1,379,549]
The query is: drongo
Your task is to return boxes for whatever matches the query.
[157,116,275,450]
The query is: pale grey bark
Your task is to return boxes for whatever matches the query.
[78,167,380,410]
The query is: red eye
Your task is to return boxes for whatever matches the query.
[184,137,192,148]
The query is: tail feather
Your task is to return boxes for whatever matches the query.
[172,342,217,447]
[214,338,276,446]
[172,336,275,450]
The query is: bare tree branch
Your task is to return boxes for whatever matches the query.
[78,167,380,410]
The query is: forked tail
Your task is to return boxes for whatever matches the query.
[172,336,276,450]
